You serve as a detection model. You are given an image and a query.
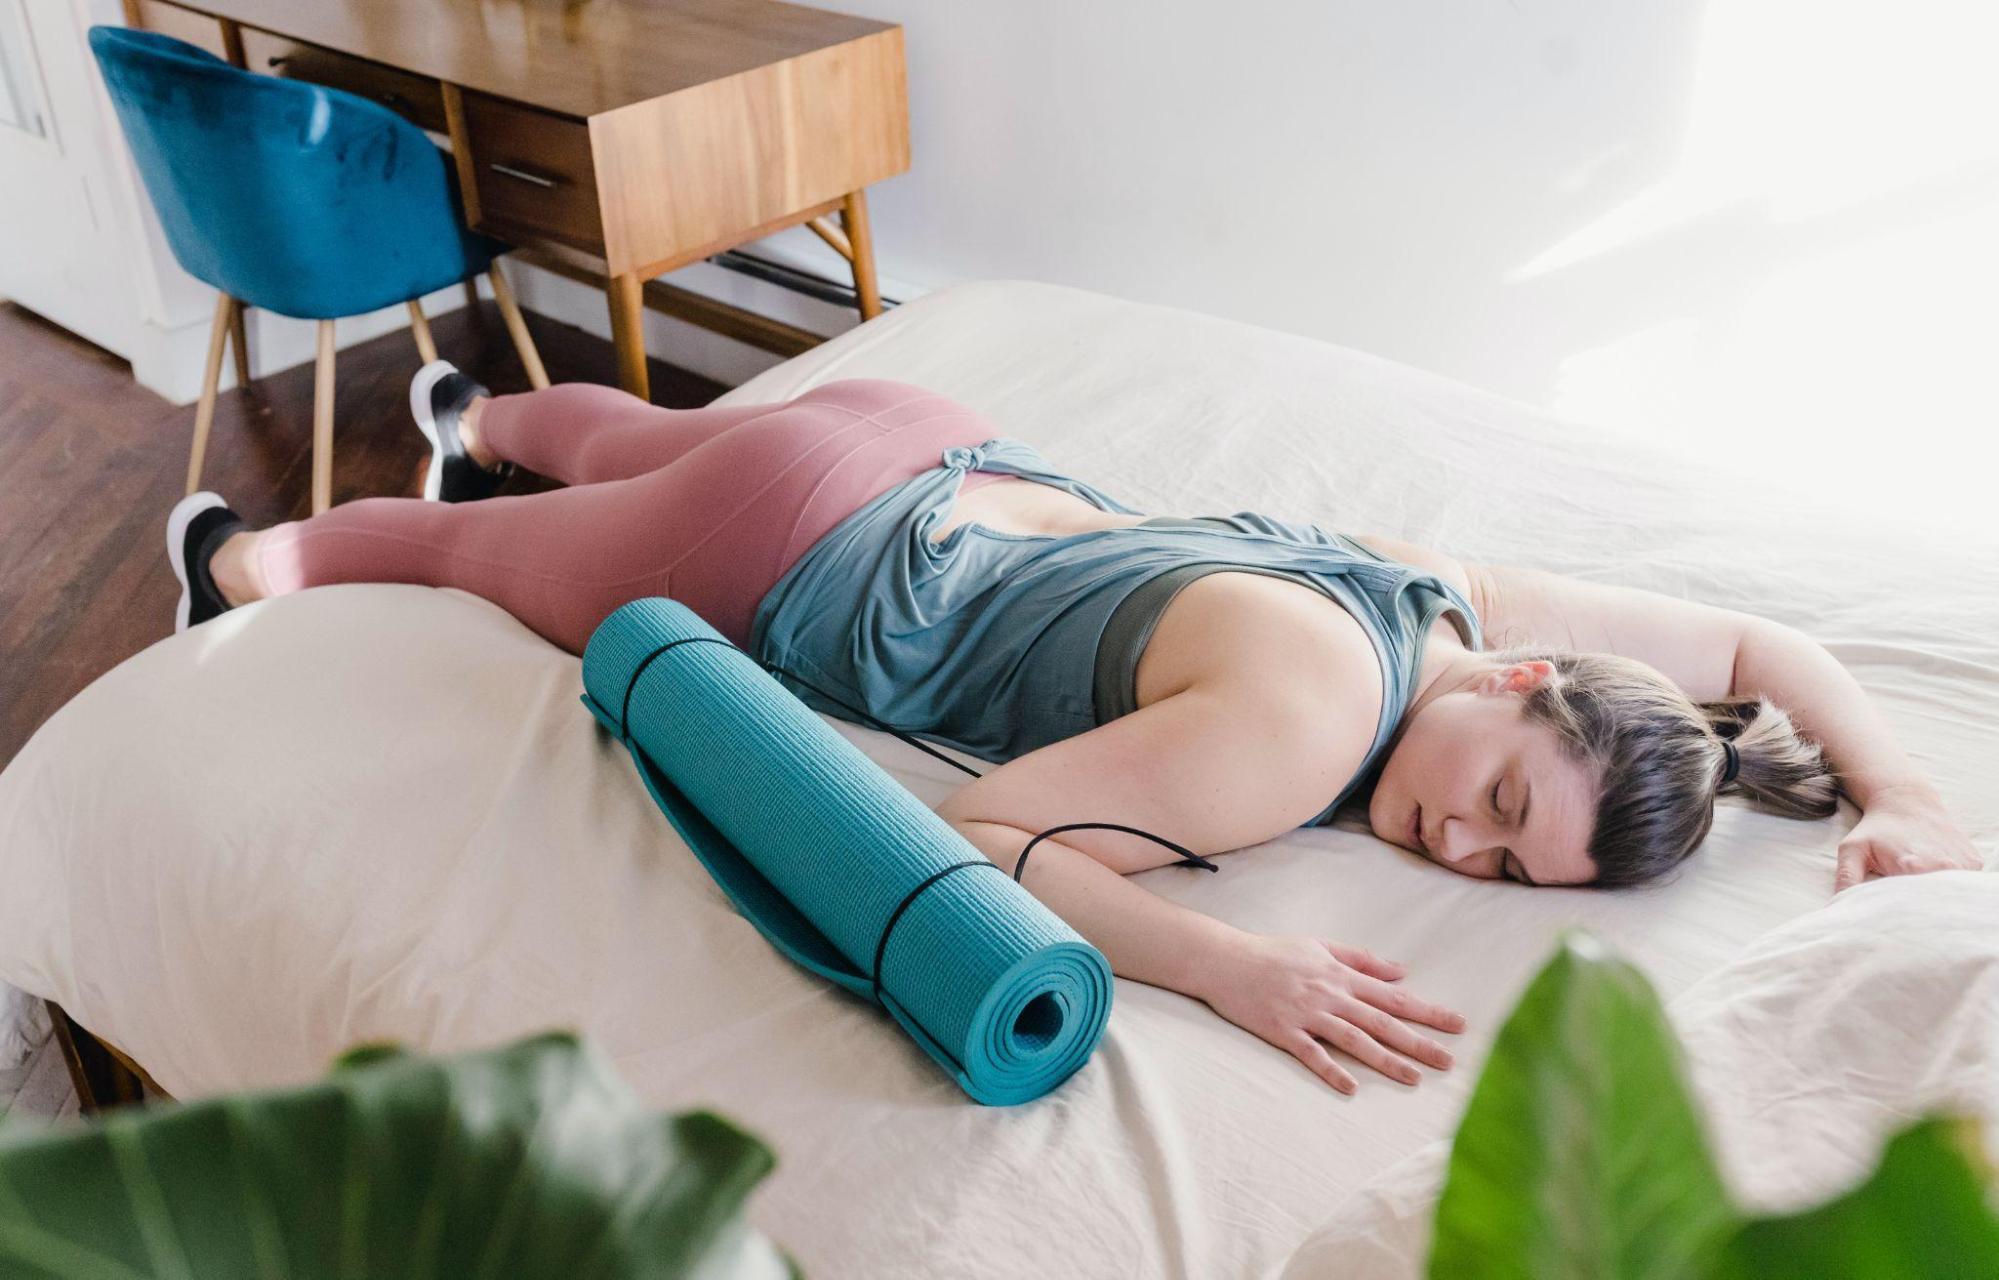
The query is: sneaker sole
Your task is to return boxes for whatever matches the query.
[166,490,228,634]
[409,358,458,503]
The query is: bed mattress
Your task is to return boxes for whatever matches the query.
[2,279,1993,1278]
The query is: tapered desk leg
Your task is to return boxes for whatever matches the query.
[186,293,234,496]
[311,320,336,514]
[841,188,883,321]
[607,272,649,401]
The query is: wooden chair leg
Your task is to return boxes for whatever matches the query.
[840,189,883,321]
[406,298,439,365]
[607,271,648,401]
[228,300,250,388]
[186,293,233,495]
[487,264,549,389]
[311,319,336,514]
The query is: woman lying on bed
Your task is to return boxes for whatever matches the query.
[165,368,1984,1095]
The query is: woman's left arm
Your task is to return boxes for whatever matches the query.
[1730,621,1984,888]
[1418,549,1984,891]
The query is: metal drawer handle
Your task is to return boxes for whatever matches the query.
[489,162,562,189]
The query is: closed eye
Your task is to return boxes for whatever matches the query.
[1491,779,1516,879]
[1486,772,1541,885]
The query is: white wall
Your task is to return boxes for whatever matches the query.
[698,0,1998,535]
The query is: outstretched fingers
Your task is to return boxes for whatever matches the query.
[1355,975,1467,1034]
[1339,1000,1456,1071]
[1308,1014,1424,1087]
[1323,941,1405,981]
[1290,1033,1360,1095]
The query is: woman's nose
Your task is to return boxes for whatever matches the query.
[1436,815,1487,864]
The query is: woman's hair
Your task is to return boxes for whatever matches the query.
[1483,645,1842,887]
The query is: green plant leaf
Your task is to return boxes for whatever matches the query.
[1706,1116,1999,1279]
[329,1042,411,1072]
[0,1030,781,1279]
[1428,932,1736,1280]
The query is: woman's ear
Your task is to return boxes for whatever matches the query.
[1481,659,1557,696]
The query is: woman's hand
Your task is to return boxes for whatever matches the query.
[1196,933,1466,1094]
[1835,791,1987,892]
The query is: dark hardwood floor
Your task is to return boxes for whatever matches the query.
[0,299,731,770]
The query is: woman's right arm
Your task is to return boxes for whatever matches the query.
[933,666,1466,1092]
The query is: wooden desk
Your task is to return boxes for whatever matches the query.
[124,0,910,400]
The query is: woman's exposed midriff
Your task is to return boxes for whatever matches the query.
[932,471,1150,544]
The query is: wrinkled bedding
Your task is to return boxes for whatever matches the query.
[1,280,1993,1278]
[1280,872,1999,1278]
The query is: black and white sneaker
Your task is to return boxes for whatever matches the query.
[167,490,244,633]
[410,359,511,503]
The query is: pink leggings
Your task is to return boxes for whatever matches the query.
[255,378,1019,654]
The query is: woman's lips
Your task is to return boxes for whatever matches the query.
[1409,804,1425,852]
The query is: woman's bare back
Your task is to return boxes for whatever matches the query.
[932,474,1148,543]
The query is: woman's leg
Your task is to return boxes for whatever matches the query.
[468,381,870,487]
[218,380,1007,654]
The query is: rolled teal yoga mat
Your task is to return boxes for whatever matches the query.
[580,597,1113,1106]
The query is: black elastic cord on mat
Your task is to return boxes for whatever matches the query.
[868,859,1006,1003]
[615,634,1222,999]
[618,636,747,741]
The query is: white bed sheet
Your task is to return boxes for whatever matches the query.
[2,280,1993,1279]
[1280,872,1999,1279]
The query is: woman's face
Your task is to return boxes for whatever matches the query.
[1367,659,1601,887]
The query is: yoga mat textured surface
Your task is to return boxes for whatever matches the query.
[580,597,1113,1105]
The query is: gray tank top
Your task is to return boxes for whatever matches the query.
[748,437,1483,829]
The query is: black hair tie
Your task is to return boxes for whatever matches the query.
[1718,738,1741,785]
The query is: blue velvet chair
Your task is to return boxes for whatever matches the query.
[89,25,549,513]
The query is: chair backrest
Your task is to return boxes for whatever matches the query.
[89,26,489,319]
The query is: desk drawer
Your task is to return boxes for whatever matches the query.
[237,29,446,134]
[131,1,229,58]
[462,93,603,253]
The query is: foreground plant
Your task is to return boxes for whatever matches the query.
[1430,933,1999,1279]
[0,1029,789,1278]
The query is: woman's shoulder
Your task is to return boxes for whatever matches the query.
[1136,568,1387,732]
[1340,529,1481,609]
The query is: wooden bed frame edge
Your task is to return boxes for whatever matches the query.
[47,999,174,1112]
